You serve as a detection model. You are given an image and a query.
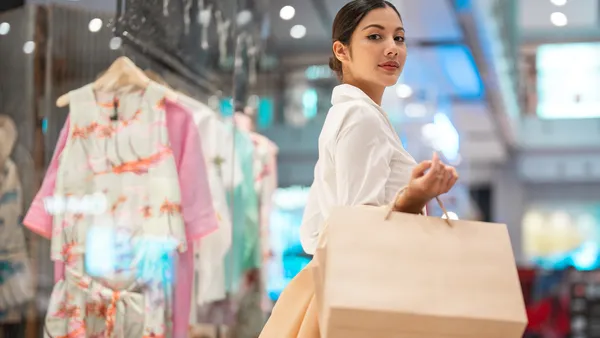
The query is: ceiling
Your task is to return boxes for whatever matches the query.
[519,0,600,43]
[520,0,598,30]
[27,0,115,12]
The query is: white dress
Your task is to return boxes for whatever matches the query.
[300,84,418,255]
[188,102,242,307]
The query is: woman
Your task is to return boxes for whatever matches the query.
[300,0,459,255]
[260,1,459,337]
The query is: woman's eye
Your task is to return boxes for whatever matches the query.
[395,36,405,43]
[367,34,382,40]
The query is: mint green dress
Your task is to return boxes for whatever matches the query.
[224,129,260,293]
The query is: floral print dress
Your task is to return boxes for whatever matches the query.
[44,82,187,338]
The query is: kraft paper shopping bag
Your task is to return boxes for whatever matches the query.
[318,202,528,338]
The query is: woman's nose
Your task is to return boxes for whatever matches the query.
[385,38,399,56]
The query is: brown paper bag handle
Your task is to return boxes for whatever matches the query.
[385,187,452,226]
[316,190,452,252]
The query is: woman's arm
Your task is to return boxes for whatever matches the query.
[392,160,432,214]
[393,187,428,214]
[333,108,391,207]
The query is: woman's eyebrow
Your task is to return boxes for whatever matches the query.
[362,24,405,32]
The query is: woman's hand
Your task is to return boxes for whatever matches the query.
[394,152,459,214]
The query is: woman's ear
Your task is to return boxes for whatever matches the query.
[333,41,350,64]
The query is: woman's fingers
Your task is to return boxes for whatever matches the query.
[441,166,452,191]
[413,153,460,197]
[442,166,458,192]
[411,160,433,178]
[450,167,459,186]
[424,154,442,181]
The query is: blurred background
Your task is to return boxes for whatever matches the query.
[1,0,599,337]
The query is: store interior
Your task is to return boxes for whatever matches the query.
[1,0,600,337]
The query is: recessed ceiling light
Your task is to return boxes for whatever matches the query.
[550,0,567,6]
[237,10,253,26]
[550,12,568,26]
[88,18,103,32]
[290,24,306,39]
[0,22,10,35]
[23,41,35,54]
[109,37,122,50]
[280,6,295,20]
[395,83,413,98]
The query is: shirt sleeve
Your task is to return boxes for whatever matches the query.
[334,108,392,207]
[166,101,219,242]
[23,116,71,239]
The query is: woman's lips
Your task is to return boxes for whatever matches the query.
[379,61,400,71]
[380,65,398,71]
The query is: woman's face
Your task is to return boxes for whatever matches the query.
[335,6,406,87]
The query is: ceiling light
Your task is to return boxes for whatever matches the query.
[23,41,35,54]
[109,37,122,50]
[88,18,103,32]
[0,22,10,35]
[237,10,253,26]
[290,25,306,39]
[550,0,567,6]
[280,6,295,20]
[550,12,568,26]
[395,83,413,98]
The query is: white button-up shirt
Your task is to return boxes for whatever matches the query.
[300,84,418,254]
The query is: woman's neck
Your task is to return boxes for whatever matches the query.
[343,78,384,106]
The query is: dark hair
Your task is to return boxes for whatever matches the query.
[329,0,402,80]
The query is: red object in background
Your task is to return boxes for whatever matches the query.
[518,268,536,306]
[518,268,571,336]
[526,296,570,337]
[518,267,571,337]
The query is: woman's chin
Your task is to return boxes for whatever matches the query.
[381,77,400,87]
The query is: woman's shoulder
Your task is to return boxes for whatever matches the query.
[325,100,384,130]
[319,100,387,150]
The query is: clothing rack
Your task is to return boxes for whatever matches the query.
[114,0,222,95]
[118,32,221,95]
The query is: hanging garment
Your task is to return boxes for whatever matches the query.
[187,102,242,307]
[224,129,260,295]
[25,98,218,338]
[43,83,188,338]
[0,116,33,318]
[250,133,278,313]
[229,134,277,338]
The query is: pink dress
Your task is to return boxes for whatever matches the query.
[24,99,217,338]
